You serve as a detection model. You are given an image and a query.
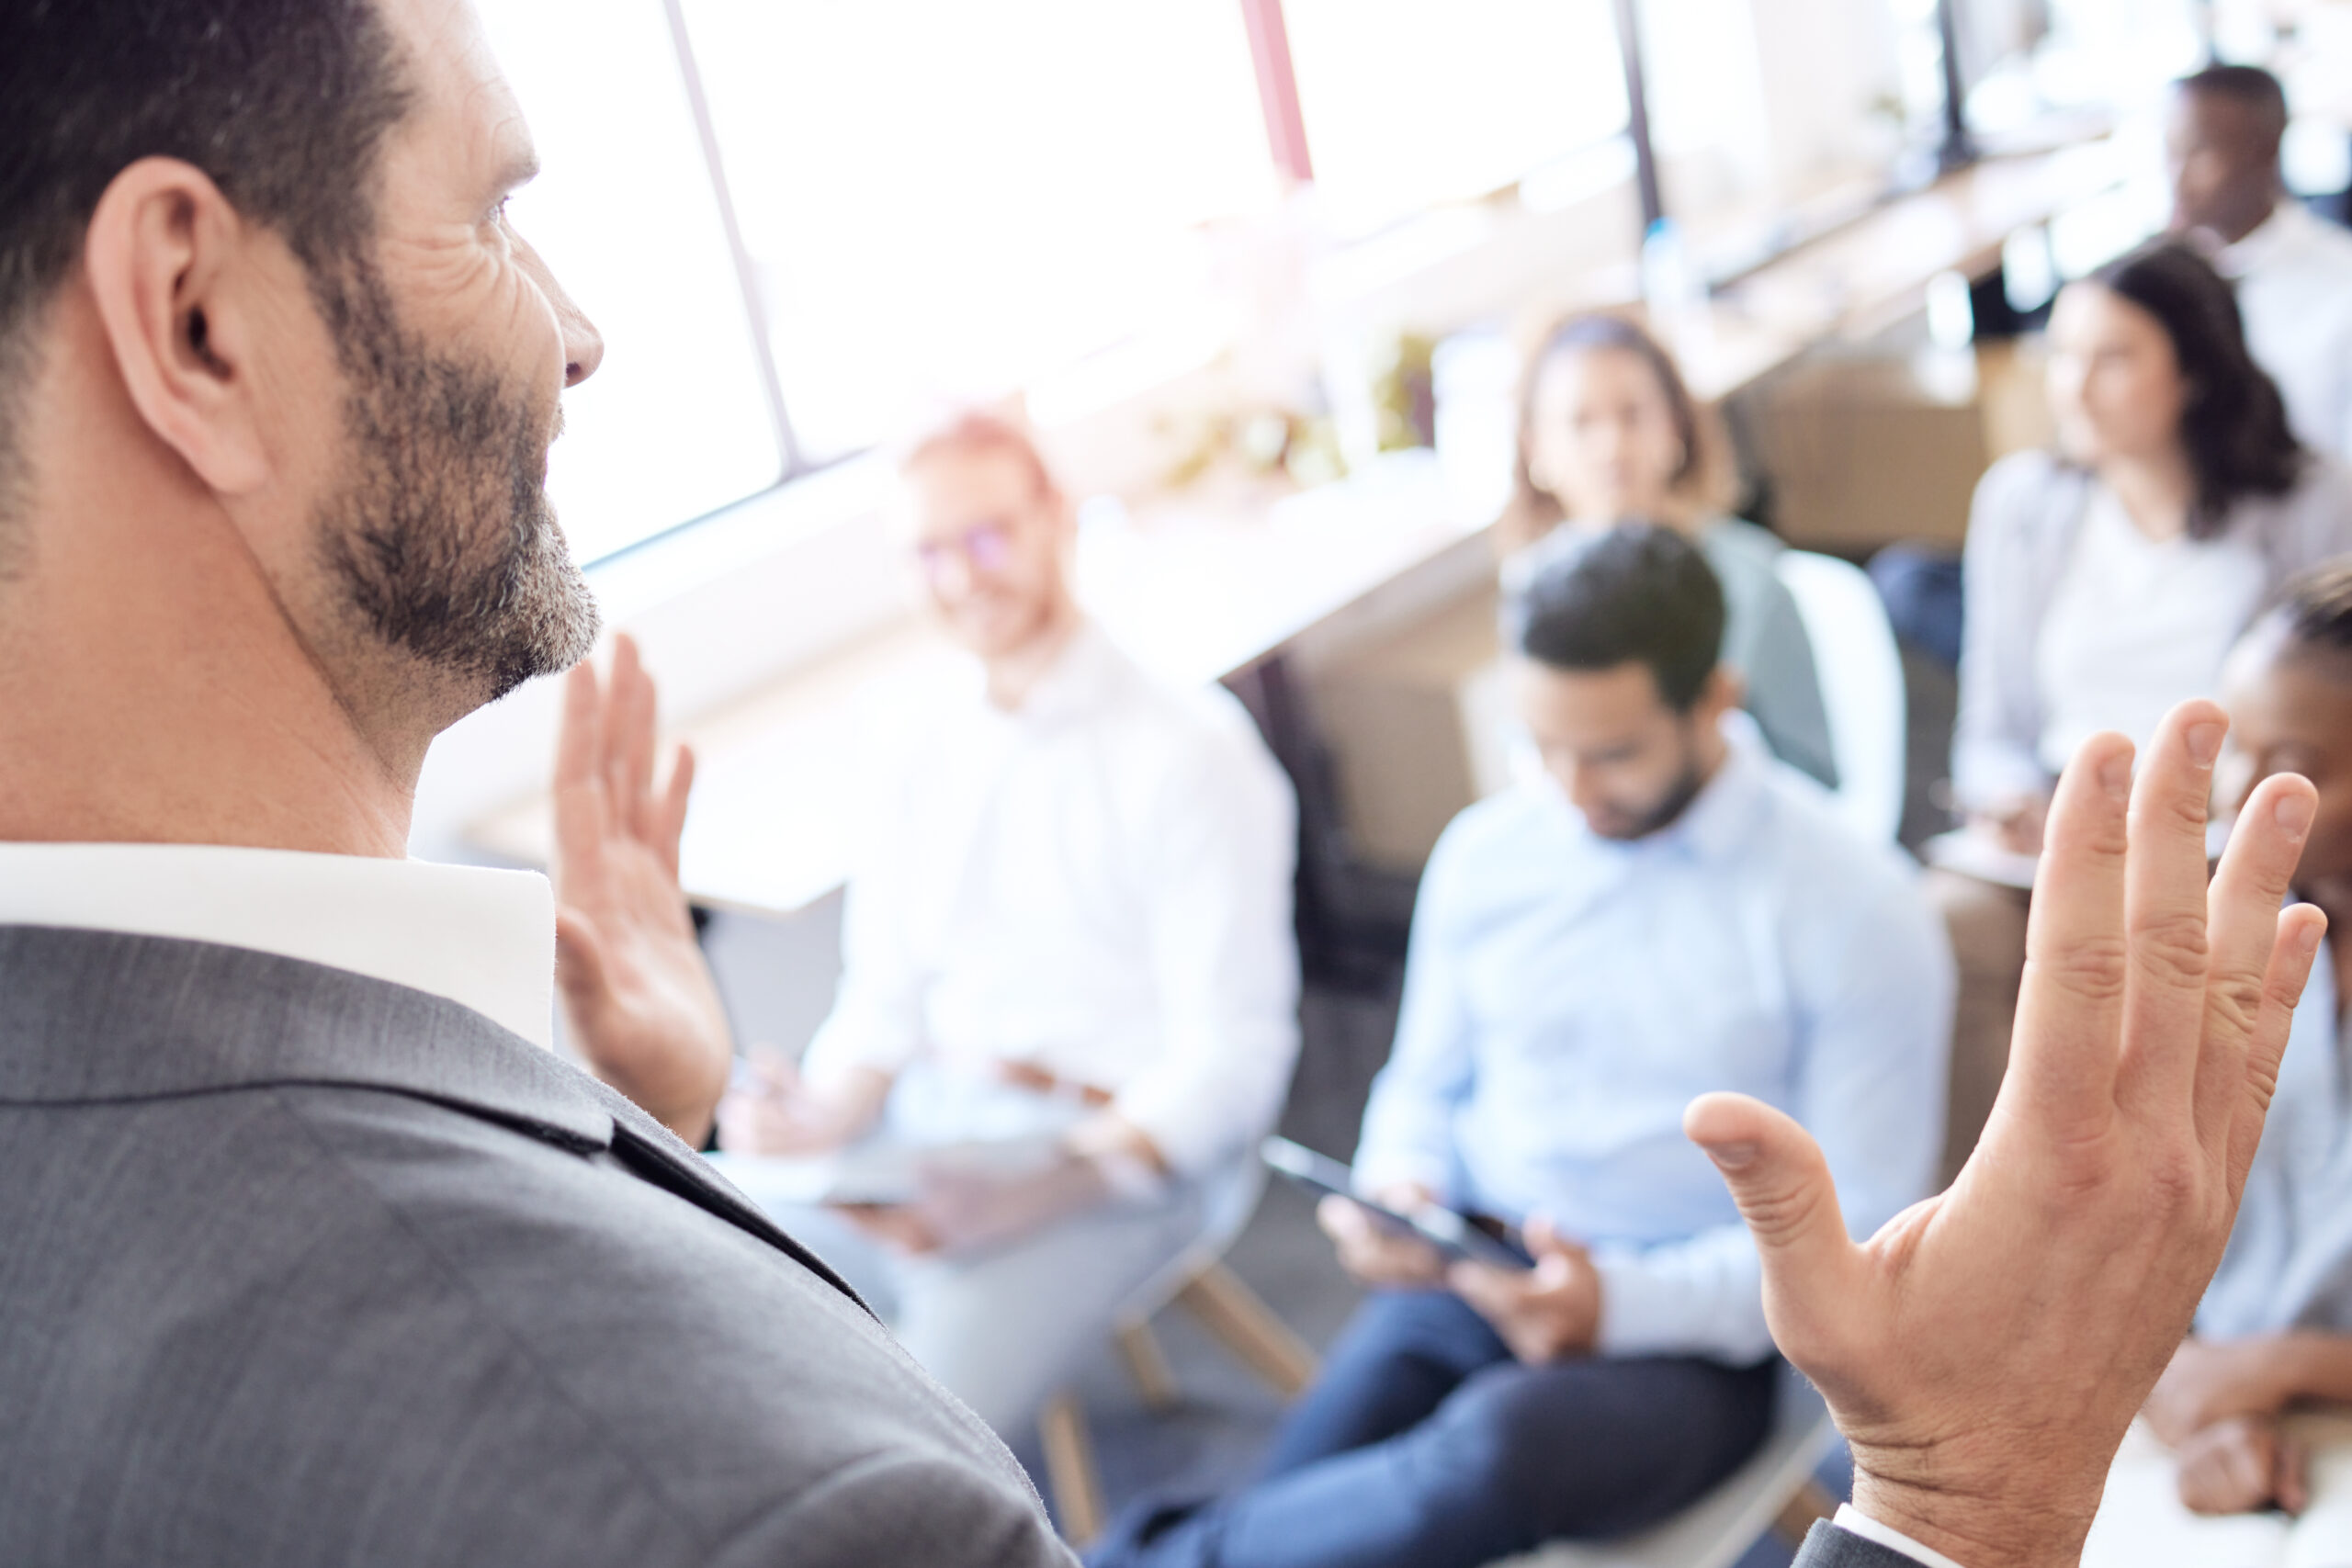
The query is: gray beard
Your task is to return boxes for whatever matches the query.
[309,262,598,706]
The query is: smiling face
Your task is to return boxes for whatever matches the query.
[281,0,605,716]
[1525,344,1687,525]
[2045,282,2190,474]
[896,441,1072,661]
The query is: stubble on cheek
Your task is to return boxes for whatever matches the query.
[310,263,598,708]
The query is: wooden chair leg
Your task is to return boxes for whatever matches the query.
[1038,1389,1108,1548]
[1770,1478,1839,1546]
[1114,1314,1182,1412]
[1175,1260,1318,1398]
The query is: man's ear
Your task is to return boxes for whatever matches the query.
[80,157,277,497]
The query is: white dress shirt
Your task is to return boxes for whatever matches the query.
[2222,200,2352,461]
[2033,483,2268,776]
[0,841,555,1047]
[799,621,1300,1179]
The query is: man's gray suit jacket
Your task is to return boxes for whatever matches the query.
[0,925,1075,1568]
[1794,1520,1928,1567]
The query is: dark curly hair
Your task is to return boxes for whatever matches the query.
[2084,239,2305,540]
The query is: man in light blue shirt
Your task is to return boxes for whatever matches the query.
[1092,523,1952,1568]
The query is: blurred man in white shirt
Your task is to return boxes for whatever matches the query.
[2169,63,2352,460]
[715,409,1300,1441]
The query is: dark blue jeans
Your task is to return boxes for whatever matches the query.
[1088,1290,1777,1568]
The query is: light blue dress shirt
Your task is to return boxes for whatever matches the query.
[1354,729,1954,1363]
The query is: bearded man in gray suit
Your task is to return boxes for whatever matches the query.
[0,2,1069,1563]
[0,2,2332,1566]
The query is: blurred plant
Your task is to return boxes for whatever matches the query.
[1372,332,1438,452]
[1158,401,1349,491]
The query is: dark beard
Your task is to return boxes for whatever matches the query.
[308,262,598,705]
[1595,735,1712,841]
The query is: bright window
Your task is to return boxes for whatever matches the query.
[1283,0,1630,237]
[677,0,1280,465]
[475,0,786,565]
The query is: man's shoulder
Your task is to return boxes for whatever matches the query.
[1096,655,1290,806]
[2267,206,2352,278]
[1745,760,1924,908]
[0,1083,1061,1568]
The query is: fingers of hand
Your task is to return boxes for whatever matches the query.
[551,661,612,881]
[2197,773,2319,1159]
[2115,705,2231,1112]
[1684,1092,1853,1265]
[2177,1416,2277,1516]
[607,635,658,841]
[2276,1431,2310,1516]
[556,658,605,792]
[553,907,606,998]
[658,743,696,879]
[1447,1260,1516,1314]
[2224,904,2328,1197]
[2011,731,2133,1126]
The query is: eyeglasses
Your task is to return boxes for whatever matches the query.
[915,520,1014,581]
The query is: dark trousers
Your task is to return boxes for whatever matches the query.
[1088,1290,1777,1568]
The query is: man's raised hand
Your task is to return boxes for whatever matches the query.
[551,635,732,1145]
[1684,701,2325,1568]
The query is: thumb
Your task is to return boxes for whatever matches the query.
[553,906,608,1001]
[1685,1091,1858,1295]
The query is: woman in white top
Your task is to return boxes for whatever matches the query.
[1501,314,1838,787]
[1937,238,2352,1182]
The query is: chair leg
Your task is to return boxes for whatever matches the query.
[1114,1314,1182,1412]
[1770,1478,1839,1546]
[1038,1389,1108,1548]
[1175,1260,1318,1398]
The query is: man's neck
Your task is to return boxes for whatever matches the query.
[2213,190,2285,249]
[982,597,1085,712]
[0,502,420,857]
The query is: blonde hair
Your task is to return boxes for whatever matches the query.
[894,405,1062,502]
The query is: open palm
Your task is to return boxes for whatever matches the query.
[551,634,732,1144]
[1687,703,2325,1568]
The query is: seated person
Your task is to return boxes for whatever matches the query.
[714,409,1300,1440]
[1501,312,1837,788]
[2170,63,2352,461]
[1931,237,2352,1181]
[2081,566,2352,1559]
[1090,525,1953,1568]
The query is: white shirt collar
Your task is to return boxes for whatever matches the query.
[0,842,555,1048]
[973,617,1131,732]
[2216,198,2304,279]
[1832,1504,1972,1568]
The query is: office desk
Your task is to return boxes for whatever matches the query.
[470,450,1498,917]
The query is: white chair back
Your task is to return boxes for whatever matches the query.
[1775,549,1906,844]
[1496,1360,1838,1568]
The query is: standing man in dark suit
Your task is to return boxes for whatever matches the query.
[0,2,1069,1563]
